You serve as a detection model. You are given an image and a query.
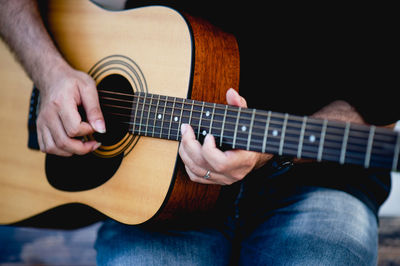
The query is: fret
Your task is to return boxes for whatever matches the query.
[392,132,400,171]
[159,96,168,139]
[168,97,182,140]
[209,103,216,135]
[188,99,194,125]
[132,94,141,134]
[367,128,398,170]
[190,100,202,137]
[232,107,242,149]
[200,102,213,137]
[210,103,225,146]
[317,119,328,162]
[364,125,375,168]
[145,93,154,136]
[152,94,160,137]
[138,93,147,134]
[249,110,268,153]
[246,109,256,151]
[231,108,253,151]
[220,105,228,147]
[297,116,307,158]
[294,117,331,161]
[176,98,185,140]
[137,94,146,135]
[197,101,205,139]
[167,97,177,139]
[262,111,271,153]
[340,122,351,164]
[278,113,289,156]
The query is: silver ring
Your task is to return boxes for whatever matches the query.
[203,170,211,179]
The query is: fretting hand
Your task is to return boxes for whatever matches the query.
[179,88,273,185]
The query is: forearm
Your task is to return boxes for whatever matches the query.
[0,0,70,91]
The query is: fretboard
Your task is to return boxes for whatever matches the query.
[100,91,400,172]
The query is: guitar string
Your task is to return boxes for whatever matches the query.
[105,109,392,153]
[100,100,397,146]
[98,90,397,141]
[98,89,397,138]
[94,90,397,168]
[104,110,395,158]
[102,120,393,168]
[100,100,390,145]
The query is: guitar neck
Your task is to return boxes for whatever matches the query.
[100,90,400,172]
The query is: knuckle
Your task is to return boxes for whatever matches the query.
[231,172,244,181]
[213,163,227,173]
[55,137,68,149]
[180,134,190,146]
[51,97,64,110]
[87,106,102,118]
[44,145,56,154]
[185,166,197,182]
[66,126,79,137]
[75,144,92,156]
[86,77,96,88]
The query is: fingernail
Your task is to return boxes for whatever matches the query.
[181,123,188,135]
[94,119,106,133]
[204,133,215,147]
[92,142,102,151]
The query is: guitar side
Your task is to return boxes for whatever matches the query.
[0,1,240,225]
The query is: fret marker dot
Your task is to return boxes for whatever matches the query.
[157,114,162,119]
[174,116,179,122]
[202,130,207,136]
[272,130,278,136]
[205,111,210,117]
[241,126,247,132]
[309,135,316,143]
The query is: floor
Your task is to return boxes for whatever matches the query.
[378,217,400,265]
[0,217,399,265]
[0,222,100,265]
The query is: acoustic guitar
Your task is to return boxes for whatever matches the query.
[0,0,398,226]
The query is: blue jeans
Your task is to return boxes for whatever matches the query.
[95,172,378,265]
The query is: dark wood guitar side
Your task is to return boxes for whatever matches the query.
[148,12,240,223]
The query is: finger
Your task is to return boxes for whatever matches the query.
[180,144,211,179]
[58,99,95,137]
[79,78,106,133]
[51,116,100,156]
[201,134,233,175]
[37,126,44,153]
[226,88,247,108]
[180,124,204,163]
[186,165,237,186]
[41,126,73,157]
[202,134,253,183]
[184,165,217,185]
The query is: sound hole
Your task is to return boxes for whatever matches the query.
[45,74,134,192]
[95,74,133,146]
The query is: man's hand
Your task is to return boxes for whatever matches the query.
[37,65,105,156]
[179,88,273,185]
[0,0,106,157]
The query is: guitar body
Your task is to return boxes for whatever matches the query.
[0,1,239,225]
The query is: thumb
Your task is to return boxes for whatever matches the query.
[80,79,106,133]
[226,88,247,108]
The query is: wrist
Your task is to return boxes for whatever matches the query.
[35,55,73,93]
